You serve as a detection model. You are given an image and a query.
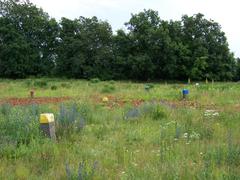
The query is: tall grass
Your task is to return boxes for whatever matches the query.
[0,79,240,179]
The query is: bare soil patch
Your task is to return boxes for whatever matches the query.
[0,97,71,106]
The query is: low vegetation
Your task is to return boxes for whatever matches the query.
[0,79,240,179]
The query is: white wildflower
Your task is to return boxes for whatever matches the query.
[204,109,219,117]
[183,133,188,138]
[132,162,138,166]
[189,131,200,140]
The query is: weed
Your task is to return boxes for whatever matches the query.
[0,106,41,147]
[101,84,115,93]
[33,80,48,88]
[57,104,85,136]
[65,161,98,179]
[0,103,11,116]
[144,83,154,91]
[61,83,71,88]
[51,85,57,90]
[24,79,33,87]
[109,80,115,84]
[90,78,101,83]
[124,108,141,120]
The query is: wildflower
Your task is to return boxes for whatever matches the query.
[189,131,200,140]
[186,141,191,145]
[132,162,138,166]
[200,152,203,155]
[183,133,188,138]
[204,109,219,117]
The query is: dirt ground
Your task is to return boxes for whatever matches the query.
[0,97,71,106]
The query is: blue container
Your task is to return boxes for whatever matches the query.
[182,89,189,95]
[182,89,189,99]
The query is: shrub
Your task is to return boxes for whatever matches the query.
[33,80,48,88]
[101,84,115,93]
[0,103,11,116]
[24,79,33,87]
[141,103,167,120]
[61,83,71,88]
[109,80,115,84]
[144,83,154,91]
[0,106,41,147]
[65,161,98,179]
[90,78,101,83]
[51,85,57,90]
[56,104,85,136]
[124,103,167,121]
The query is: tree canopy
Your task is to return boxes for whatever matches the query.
[0,1,238,80]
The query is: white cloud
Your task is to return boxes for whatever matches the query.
[31,0,240,57]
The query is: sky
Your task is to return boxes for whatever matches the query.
[31,0,240,58]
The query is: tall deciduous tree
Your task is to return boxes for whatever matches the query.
[0,2,237,80]
[0,0,58,78]
[181,13,236,80]
[57,16,114,79]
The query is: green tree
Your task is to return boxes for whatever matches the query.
[181,13,235,80]
[57,16,114,80]
[0,0,59,78]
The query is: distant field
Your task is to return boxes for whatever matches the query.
[0,79,240,179]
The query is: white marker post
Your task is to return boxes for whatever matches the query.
[40,113,56,140]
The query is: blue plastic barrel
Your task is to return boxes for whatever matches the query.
[182,89,189,95]
[182,89,189,99]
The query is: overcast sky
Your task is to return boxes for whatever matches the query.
[31,0,240,58]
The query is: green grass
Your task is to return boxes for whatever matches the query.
[0,79,240,179]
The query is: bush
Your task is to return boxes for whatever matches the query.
[90,78,101,83]
[144,83,154,91]
[109,80,115,84]
[65,161,98,179]
[101,84,115,93]
[56,104,85,136]
[140,103,167,120]
[61,83,71,88]
[51,85,57,90]
[33,80,48,88]
[24,79,33,87]
[0,106,41,147]
[0,103,11,116]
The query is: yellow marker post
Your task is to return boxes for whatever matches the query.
[40,113,56,140]
[102,97,109,103]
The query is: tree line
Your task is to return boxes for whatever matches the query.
[0,0,239,81]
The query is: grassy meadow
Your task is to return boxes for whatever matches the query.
[0,79,240,179]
